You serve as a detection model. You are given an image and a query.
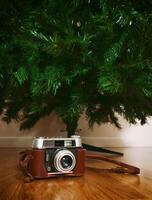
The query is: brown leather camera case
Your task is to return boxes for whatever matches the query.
[22,148,85,179]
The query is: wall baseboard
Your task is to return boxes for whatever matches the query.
[0,137,33,148]
[0,136,152,147]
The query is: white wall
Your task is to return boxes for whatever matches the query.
[79,115,152,147]
[0,113,152,147]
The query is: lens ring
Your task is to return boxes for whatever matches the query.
[54,150,76,172]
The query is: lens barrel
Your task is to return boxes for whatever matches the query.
[53,149,76,172]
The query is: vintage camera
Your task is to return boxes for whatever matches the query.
[23,135,85,179]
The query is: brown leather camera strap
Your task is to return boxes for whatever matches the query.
[86,152,140,175]
[18,151,34,182]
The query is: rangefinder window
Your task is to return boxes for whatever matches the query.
[43,140,54,148]
[55,140,64,147]
[64,140,75,147]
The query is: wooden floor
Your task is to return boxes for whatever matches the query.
[0,148,152,200]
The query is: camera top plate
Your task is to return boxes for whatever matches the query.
[32,135,82,149]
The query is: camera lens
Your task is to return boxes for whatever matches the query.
[53,149,76,173]
[60,155,73,169]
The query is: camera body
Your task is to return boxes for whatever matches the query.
[25,135,85,178]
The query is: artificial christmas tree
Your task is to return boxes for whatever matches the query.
[0,1,152,153]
